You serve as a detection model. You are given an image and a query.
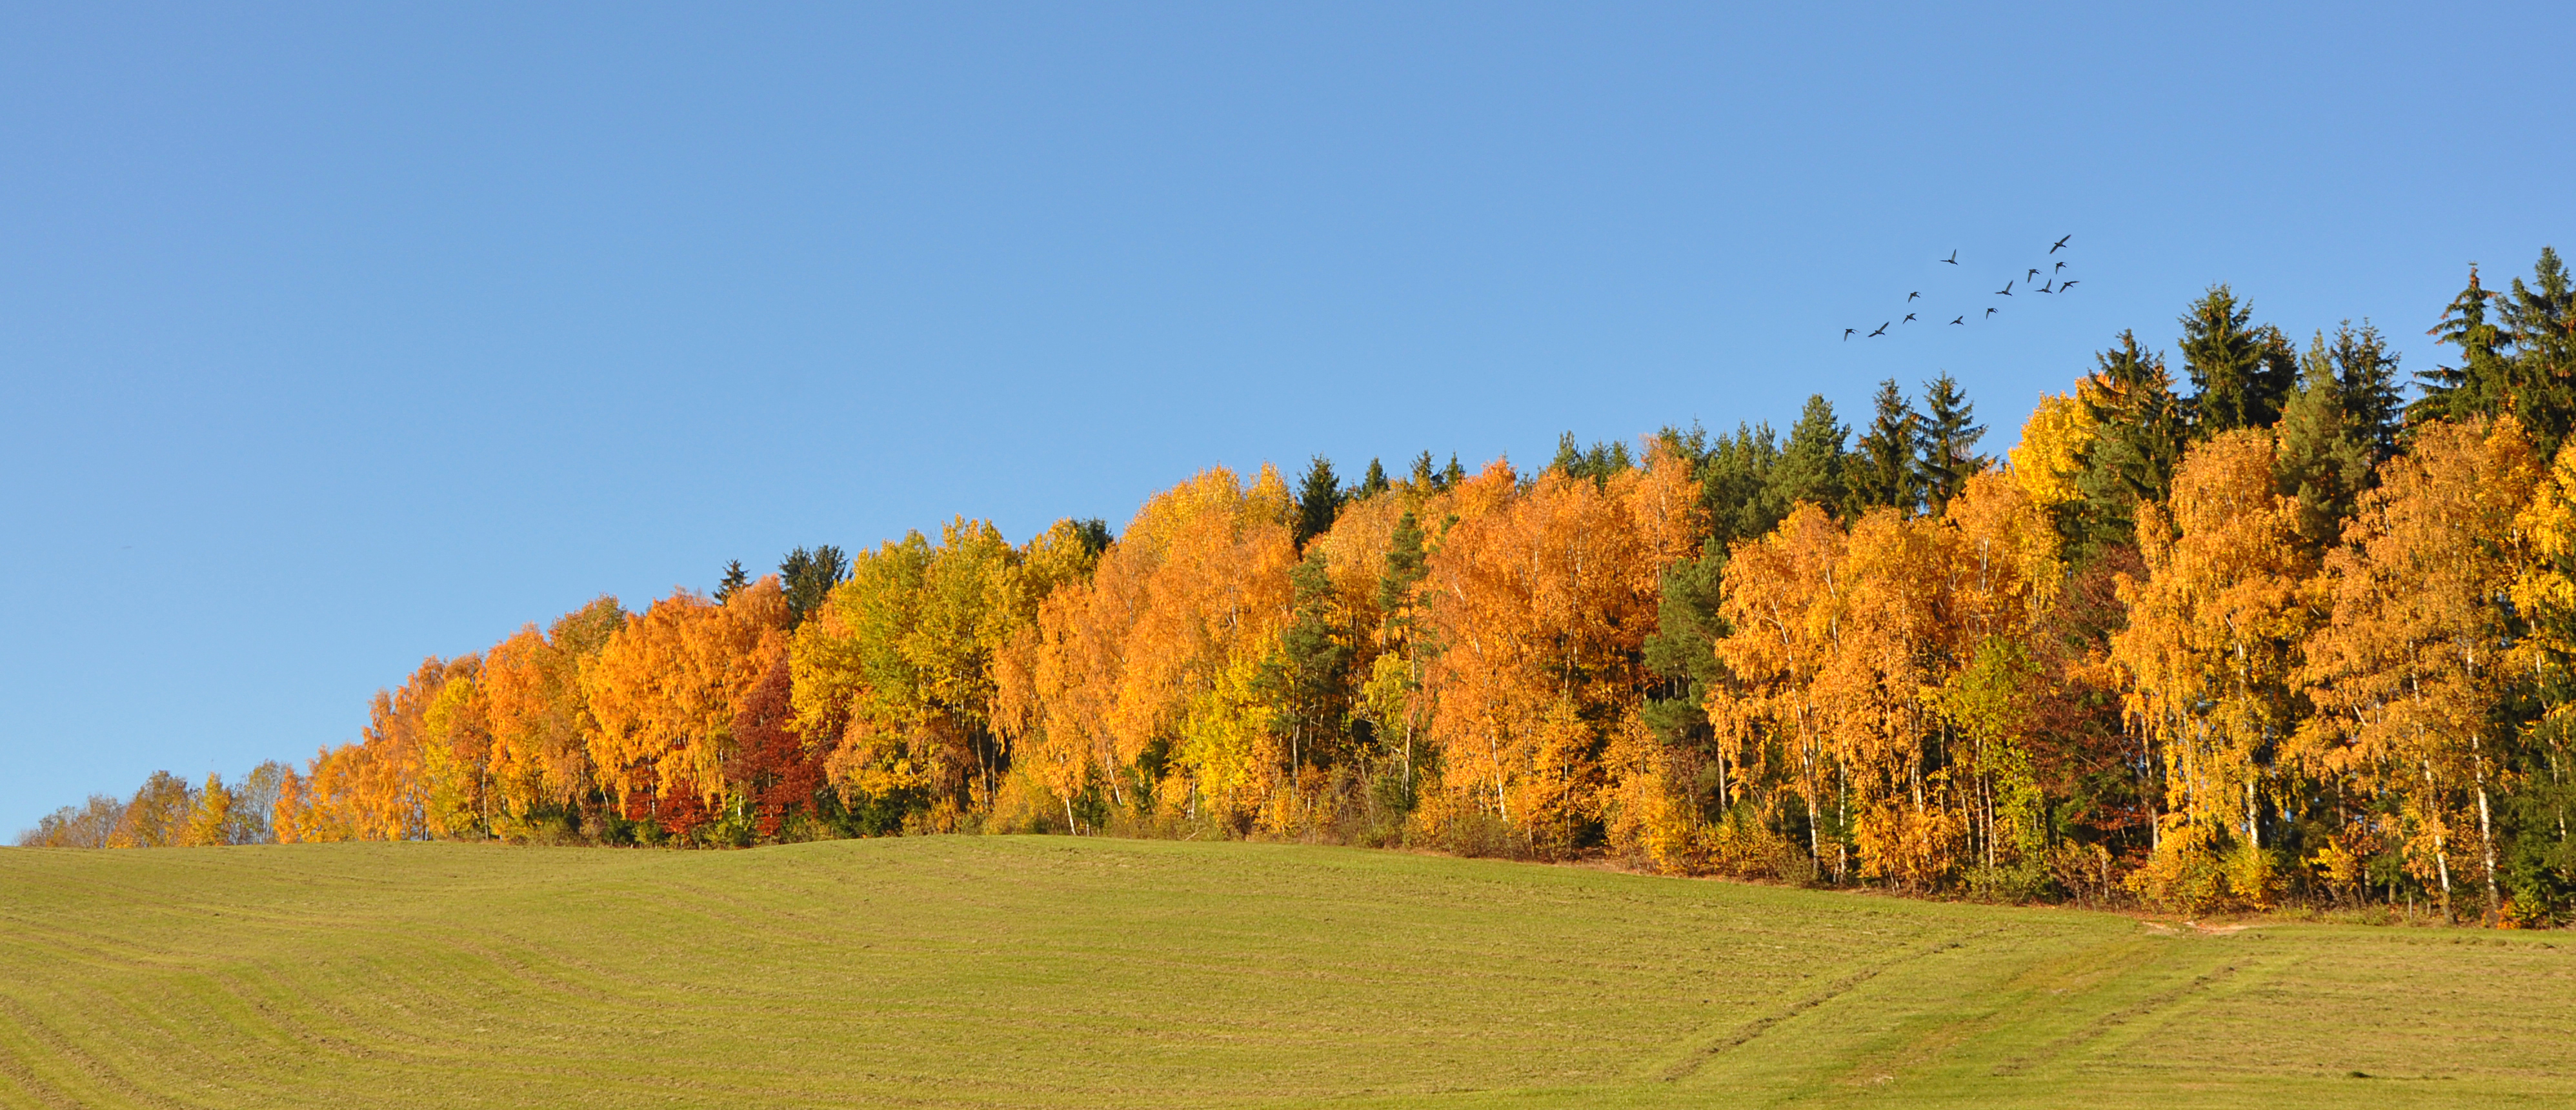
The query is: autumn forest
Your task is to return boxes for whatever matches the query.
[30,251,2576,927]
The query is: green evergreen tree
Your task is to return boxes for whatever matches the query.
[1848,379,1922,516]
[1442,453,1466,489]
[1640,538,1729,755]
[2179,285,2293,436]
[1773,394,1848,515]
[2070,331,2188,560]
[2410,265,2511,428]
[2322,319,2406,463]
[1294,455,1344,549]
[1357,458,1391,499]
[2502,247,2576,453]
[1696,423,1781,552]
[1377,510,1428,616]
[1915,372,1987,514]
[714,560,749,604]
[779,545,849,627]
[1263,551,1354,769]
[1408,451,1439,490]
[2274,333,2377,554]
[1549,432,1633,487]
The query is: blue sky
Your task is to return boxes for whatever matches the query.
[5,2,2571,832]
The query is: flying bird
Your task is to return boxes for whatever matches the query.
[1904,313,1917,323]
[1949,316,1964,325]
[1868,322,1889,337]
[1996,280,2013,296]
[2050,234,2072,253]
[1908,291,1920,301]
[1941,250,1958,265]
[1844,327,1857,340]
[2038,281,2054,293]
[2059,279,2078,290]
[2026,268,2040,281]
[2055,261,2067,272]
[1986,307,1998,317]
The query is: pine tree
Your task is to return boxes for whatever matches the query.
[1442,453,1466,489]
[1915,372,1987,514]
[778,545,849,628]
[1774,394,1848,515]
[1264,551,1353,770]
[1377,510,1428,616]
[714,560,749,604]
[1293,455,1343,549]
[2179,285,2291,436]
[1409,450,1439,490]
[1697,423,1780,552]
[1849,379,1922,515]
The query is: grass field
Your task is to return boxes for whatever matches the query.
[2,838,2571,1109]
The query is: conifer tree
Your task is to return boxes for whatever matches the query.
[715,560,749,604]
[2071,331,2188,558]
[2179,285,2293,436]
[2275,333,2377,554]
[1915,372,1987,514]
[1358,458,1391,499]
[1774,394,1848,514]
[1442,454,1466,489]
[1264,551,1353,771]
[1293,455,1343,549]
[779,546,849,629]
[2502,247,2576,452]
[2411,265,2511,427]
[1849,379,1922,515]
[1409,450,1439,490]
[1696,423,1780,552]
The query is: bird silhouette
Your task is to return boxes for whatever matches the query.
[2055,261,2067,272]
[1996,280,2013,296]
[1868,322,1889,338]
[1844,327,1857,340]
[1907,291,1920,301]
[1949,316,1964,325]
[1986,307,1998,317]
[2038,281,2055,293]
[1941,250,1958,265]
[2050,235,2072,253]
[2059,279,2078,290]
[2026,268,2040,282]
[1904,313,1917,323]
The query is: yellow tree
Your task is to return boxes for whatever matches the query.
[1710,501,1848,871]
[2009,387,2098,512]
[484,596,624,835]
[996,467,1296,831]
[1424,450,1695,856]
[2302,416,2539,918]
[2111,429,2313,908]
[584,578,790,837]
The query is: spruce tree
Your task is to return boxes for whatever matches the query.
[714,560,749,603]
[1377,510,1428,617]
[1358,458,1391,499]
[779,545,849,628]
[2071,330,2188,559]
[2274,334,2376,554]
[2179,285,2291,436]
[1442,454,1465,489]
[2503,247,2576,452]
[1263,551,1353,769]
[1773,394,1848,516]
[1915,373,1987,514]
[2411,265,2511,427]
[1409,450,1439,490]
[1294,455,1343,549]
[2323,320,2406,463]
[1848,379,1922,515]
[1697,423,1780,552]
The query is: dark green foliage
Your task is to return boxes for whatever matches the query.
[2502,247,2576,454]
[714,560,749,604]
[1066,518,1114,558]
[2411,266,2511,427]
[2179,285,2295,437]
[1358,458,1391,499]
[1915,373,1986,514]
[2273,333,2379,554]
[1849,379,1922,516]
[1640,538,1729,751]
[1775,395,1849,515]
[1264,551,1354,769]
[779,545,850,627]
[1294,456,1344,549]
[1551,432,1633,487]
[1378,510,1428,617]
[1443,453,1466,489]
[2069,332,2188,560]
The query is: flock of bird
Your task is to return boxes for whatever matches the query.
[1844,235,2076,341]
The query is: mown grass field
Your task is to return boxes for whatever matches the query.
[2,837,2571,1109]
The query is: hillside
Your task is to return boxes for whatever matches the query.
[2,837,2570,1108]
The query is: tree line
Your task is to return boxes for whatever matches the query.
[26,250,2576,926]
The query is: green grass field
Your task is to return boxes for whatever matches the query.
[3,837,2570,1109]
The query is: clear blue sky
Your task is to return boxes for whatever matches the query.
[5,3,2570,833]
